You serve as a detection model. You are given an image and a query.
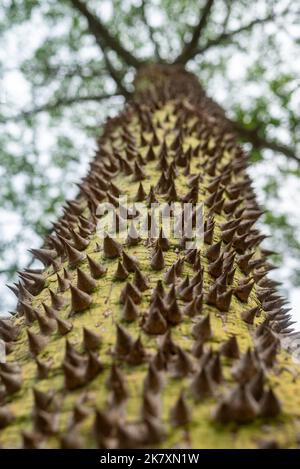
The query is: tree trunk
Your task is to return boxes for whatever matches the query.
[1,64,300,449]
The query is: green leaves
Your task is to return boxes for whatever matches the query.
[264,211,300,255]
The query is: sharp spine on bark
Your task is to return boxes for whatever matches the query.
[1,64,295,449]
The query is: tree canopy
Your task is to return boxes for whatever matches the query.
[0,0,300,311]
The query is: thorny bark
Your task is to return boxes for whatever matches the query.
[1,64,300,449]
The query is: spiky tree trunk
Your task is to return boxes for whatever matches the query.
[1,65,300,449]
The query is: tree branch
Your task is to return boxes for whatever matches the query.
[69,0,143,69]
[2,93,122,122]
[141,0,161,61]
[174,0,215,64]
[191,12,275,59]
[100,49,131,98]
[221,0,233,32]
[231,120,300,164]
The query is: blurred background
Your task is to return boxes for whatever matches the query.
[0,0,300,324]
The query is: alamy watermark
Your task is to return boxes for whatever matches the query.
[0,339,6,363]
[96,197,204,249]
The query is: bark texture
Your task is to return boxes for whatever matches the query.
[1,65,300,449]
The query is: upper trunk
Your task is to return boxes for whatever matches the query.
[0,64,299,449]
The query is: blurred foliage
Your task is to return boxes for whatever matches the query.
[0,0,300,309]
